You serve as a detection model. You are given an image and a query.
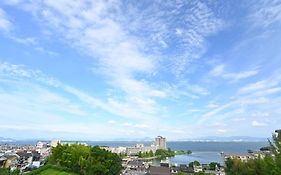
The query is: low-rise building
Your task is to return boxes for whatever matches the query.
[50,139,61,147]
[193,165,203,173]
[146,166,171,175]
[224,153,255,162]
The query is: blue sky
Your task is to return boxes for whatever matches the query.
[0,0,281,140]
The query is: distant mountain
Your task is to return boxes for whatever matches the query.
[179,136,268,142]
[0,137,15,142]
[110,137,154,142]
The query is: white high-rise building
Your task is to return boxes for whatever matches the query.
[155,136,166,149]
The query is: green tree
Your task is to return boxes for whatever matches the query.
[189,160,200,168]
[138,151,142,158]
[155,149,175,158]
[209,162,220,170]
[0,168,20,175]
[225,130,281,175]
[46,144,122,175]
[269,130,281,170]
[149,150,154,157]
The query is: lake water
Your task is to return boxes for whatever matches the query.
[85,141,267,165]
[152,152,224,165]
[85,141,267,153]
[2,140,268,165]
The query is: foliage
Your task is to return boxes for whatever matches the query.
[194,172,210,175]
[269,130,281,169]
[175,150,192,155]
[26,164,72,175]
[0,168,19,175]
[188,160,200,167]
[225,130,281,175]
[38,168,77,175]
[139,148,190,158]
[209,162,220,170]
[155,148,175,158]
[177,172,187,175]
[177,172,209,175]
[138,150,155,158]
[46,144,122,175]
[260,146,271,151]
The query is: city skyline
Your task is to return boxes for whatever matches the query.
[0,0,281,140]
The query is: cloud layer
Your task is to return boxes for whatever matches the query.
[0,0,281,140]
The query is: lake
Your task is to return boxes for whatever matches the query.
[87,141,268,165]
[2,140,268,165]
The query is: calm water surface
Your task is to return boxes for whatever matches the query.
[2,140,268,164]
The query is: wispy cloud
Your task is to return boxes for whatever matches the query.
[1,0,281,139]
[0,8,12,32]
[251,120,266,127]
[210,64,259,82]
[0,62,163,122]
[249,0,281,27]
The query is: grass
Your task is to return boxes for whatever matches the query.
[38,168,77,175]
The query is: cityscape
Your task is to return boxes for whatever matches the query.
[0,133,278,174]
[1,0,281,174]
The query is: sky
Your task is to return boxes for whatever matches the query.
[0,0,281,141]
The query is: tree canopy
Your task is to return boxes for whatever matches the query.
[225,130,281,175]
[47,144,122,175]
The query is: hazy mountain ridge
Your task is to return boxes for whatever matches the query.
[178,136,268,142]
[0,136,268,143]
[0,137,15,142]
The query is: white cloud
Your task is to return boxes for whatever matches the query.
[122,122,132,127]
[0,62,158,121]
[210,64,225,76]
[21,1,169,121]
[9,36,37,45]
[252,120,266,127]
[249,0,281,27]
[0,8,12,32]
[207,103,219,109]
[217,129,227,133]
[121,122,148,129]
[239,81,266,94]
[210,64,258,81]
[108,120,116,124]
[238,72,281,96]
[232,118,246,122]
[223,70,258,81]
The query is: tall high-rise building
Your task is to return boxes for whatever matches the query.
[155,136,166,149]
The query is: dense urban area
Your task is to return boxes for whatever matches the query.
[0,131,280,175]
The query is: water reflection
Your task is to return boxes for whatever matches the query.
[152,152,224,166]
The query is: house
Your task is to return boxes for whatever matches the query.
[179,164,193,173]
[193,165,203,173]
[127,160,145,171]
[146,166,171,175]
[224,153,255,162]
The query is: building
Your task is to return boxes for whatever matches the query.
[126,143,157,156]
[50,139,61,147]
[146,166,171,175]
[136,144,144,148]
[108,146,126,154]
[126,146,142,156]
[224,153,255,162]
[36,142,44,149]
[155,136,166,149]
[193,165,203,173]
